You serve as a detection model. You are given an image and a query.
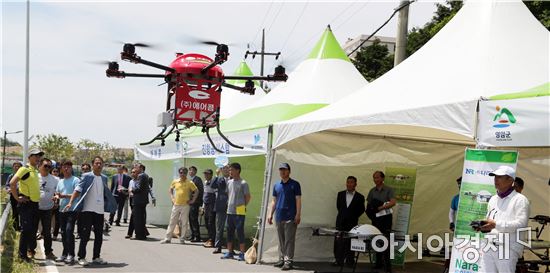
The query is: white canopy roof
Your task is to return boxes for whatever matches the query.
[273,0,549,148]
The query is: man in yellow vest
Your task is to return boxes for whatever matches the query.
[9,148,44,262]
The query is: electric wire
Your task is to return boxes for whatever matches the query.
[278,1,309,54]
[250,1,275,46]
[283,1,358,64]
[266,2,285,34]
[347,0,415,57]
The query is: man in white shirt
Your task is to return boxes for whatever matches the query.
[36,158,59,260]
[479,166,530,273]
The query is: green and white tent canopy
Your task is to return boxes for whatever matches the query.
[220,61,264,119]
[135,26,368,160]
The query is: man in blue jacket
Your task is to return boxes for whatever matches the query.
[65,156,116,266]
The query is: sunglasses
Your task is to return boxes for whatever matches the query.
[44,165,52,169]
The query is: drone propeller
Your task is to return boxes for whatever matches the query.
[114,41,157,49]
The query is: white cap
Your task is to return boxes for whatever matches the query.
[489,166,516,179]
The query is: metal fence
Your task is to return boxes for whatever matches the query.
[0,202,12,240]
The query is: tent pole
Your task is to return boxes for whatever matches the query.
[474,98,483,149]
[257,124,275,263]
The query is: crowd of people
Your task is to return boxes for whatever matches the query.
[5,147,530,273]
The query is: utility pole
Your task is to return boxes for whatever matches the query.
[394,0,410,66]
[245,29,281,92]
[23,0,30,164]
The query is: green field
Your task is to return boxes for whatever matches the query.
[455,182,496,238]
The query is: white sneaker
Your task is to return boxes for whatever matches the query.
[179,239,186,244]
[77,258,89,266]
[55,255,66,263]
[160,239,171,244]
[92,257,107,265]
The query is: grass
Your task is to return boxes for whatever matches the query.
[1,218,37,273]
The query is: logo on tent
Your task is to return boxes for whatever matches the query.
[492,106,516,128]
[253,134,261,144]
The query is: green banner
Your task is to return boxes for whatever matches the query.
[385,167,417,266]
[449,148,518,273]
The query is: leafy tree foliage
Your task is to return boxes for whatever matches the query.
[352,38,394,81]
[33,134,75,161]
[351,0,548,81]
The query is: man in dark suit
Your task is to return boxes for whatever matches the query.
[132,163,150,240]
[188,166,204,242]
[333,176,365,267]
[109,166,131,226]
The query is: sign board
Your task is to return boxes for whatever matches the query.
[448,148,518,273]
[351,238,367,253]
[478,96,550,147]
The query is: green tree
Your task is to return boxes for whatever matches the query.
[524,0,550,30]
[33,134,75,161]
[352,38,394,81]
[0,137,20,147]
[406,1,463,56]
[74,139,104,164]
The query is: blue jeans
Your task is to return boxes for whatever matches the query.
[59,211,77,256]
[226,214,245,245]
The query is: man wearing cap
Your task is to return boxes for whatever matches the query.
[9,148,43,262]
[268,163,302,271]
[449,176,462,231]
[6,161,23,231]
[479,166,529,273]
[202,169,217,247]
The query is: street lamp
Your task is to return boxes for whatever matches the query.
[2,130,23,179]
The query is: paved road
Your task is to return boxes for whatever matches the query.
[35,222,313,273]
[33,221,442,273]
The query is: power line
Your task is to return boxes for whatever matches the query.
[266,2,285,34]
[284,1,358,63]
[334,2,369,31]
[251,1,275,45]
[278,1,309,53]
[347,0,415,57]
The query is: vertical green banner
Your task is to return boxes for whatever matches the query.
[449,148,518,273]
[385,167,417,266]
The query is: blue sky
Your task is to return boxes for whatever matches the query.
[2,1,439,147]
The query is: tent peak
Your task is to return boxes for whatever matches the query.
[306,28,350,62]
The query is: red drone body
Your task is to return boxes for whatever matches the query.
[169,53,223,127]
[105,42,287,150]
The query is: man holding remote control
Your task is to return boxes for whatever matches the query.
[478,166,529,273]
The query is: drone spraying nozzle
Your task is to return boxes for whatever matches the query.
[108,62,119,71]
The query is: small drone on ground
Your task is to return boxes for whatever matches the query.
[105,42,288,152]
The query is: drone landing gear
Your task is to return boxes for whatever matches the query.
[203,122,243,153]
[139,124,177,146]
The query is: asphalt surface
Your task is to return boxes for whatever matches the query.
[32,220,444,273]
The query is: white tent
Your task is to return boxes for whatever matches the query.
[258,0,549,262]
[135,27,368,226]
[220,61,265,119]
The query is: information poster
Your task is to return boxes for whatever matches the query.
[385,167,417,266]
[448,149,518,273]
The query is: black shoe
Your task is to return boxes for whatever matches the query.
[212,248,222,254]
[281,263,293,271]
[274,260,285,268]
[123,219,127,224]
[115,222,121,226]
[331,261,343,267]
[191,238,202,243]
